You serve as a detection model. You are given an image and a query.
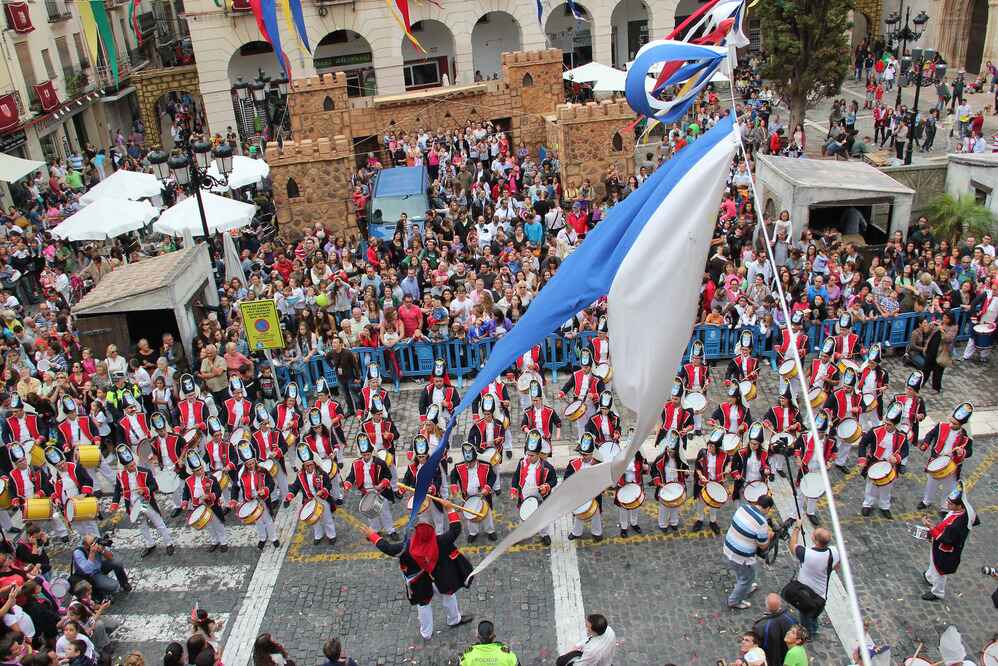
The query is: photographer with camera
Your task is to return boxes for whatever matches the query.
[784,525,840,637]
[70,534,131,601]
[723,494,774,610]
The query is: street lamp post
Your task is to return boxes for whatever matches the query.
[904,47,935,165]
[884,5,930,109]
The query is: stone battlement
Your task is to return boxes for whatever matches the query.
[501,49,563,67]
[289,72,347,92]
[556,100,635,123]
[265,135,350,163]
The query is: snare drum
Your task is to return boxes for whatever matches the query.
[722,433,742,454]
[516,373,535,393]
[258,459,278,478]
[25,442,44,468]
[837,359,859,376]
[572,498,598,521]
[982,640,998,666]
[799,472,825,499]
[615,482,644,509]
[358,492,385,518]
[518,496,540,521]
[593,363,613,383]
[972,322,996,350]
[375,449,394,468]
[76,445,101,468]
[743,481,770,503]
[779,359,798,379]
[317,457,338,477]
[657,482,686,508]
[836,418,862,445]
[407,494,431,515]
[807,387,827,410]
[212,469,231,490]
[0,479,10,510]
[904,658,933,666]
[24,497,52,520]
[154,469,181,494]
[701,481,728,508]
[738,381,757,402]
[187,505,212,529]
[478,447,502,466]
[925,455,956,479]
[183,429,202,450]
[563,400,587,422]
[867,460,896,486]
[462,495,488,522]
[861,394,878,413]
[299,498,324,525]
[682,392,707,413]
[238,500,265,525]
[65,496,98,522]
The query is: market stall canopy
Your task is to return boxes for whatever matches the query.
[152,190,256,237]
[80,169,162,205]
[0,154,45,183]
[563,62,625,85]
[51,198,158,241]
[207,155,270,191]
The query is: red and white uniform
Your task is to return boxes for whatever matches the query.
[119,413,151,447]
[809,358,838,388]
[251,429,283,461]
[57,417,100,450]
[827,388,861,423]
[6,414,43,445]
[833,332,861,359]
[681,363,709,392]
[312,398,343,429]
[591,336,610,365]
[224,397,253,429]
[274,404,301,433]
[776,329,808,362]
[177,398,208,431]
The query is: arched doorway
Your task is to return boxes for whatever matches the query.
[227,42,283,142]
[850,11,869,49]
[674,0,699,26]
[472,12,522,80]
[314,30,377,97]
[966,0,988,73]
[610,0,649,68]
[133,65,201,150]
[152,90,205,149]
[545,3,593,69]
[402,20,456,90]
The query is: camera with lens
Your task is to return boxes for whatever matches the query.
[96,536,113,549]
[982,566,998,576]
[771,517,798,541]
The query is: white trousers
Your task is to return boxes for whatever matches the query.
[770,453,787,474]
[574,404,596,439]
[254,507,278,542]
[834,438,853,466]
[963,337,992,361]
[136,508,174,547]
[697,500,718,524]
[367,496,395,534]
[330,473,344,501]
[98,458,117,490]
[503,429,513,454]
[922,472,957,507]
[310,499,337,540]
[925,556,947,597]
[53,515,101,540]
[414,505,447,535]
[274,470,290,501]
[617,506,639,528]
[463,510,495,536]
[658,506,680,527]
[796,494,819,517]
[205,512,227,545]
[692,413,703,433]
[417,587,461,639]
[862,479,893,509]
[571,510,602,537]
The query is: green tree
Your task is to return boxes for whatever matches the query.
[924,192,996,243]
[754,0,854,131]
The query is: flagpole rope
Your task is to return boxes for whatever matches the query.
[721,69,873,666]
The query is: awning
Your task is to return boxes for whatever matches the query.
[100,86,136,103]
[0,153,45,183]
[152,190,257,237]
[51,198,158,241]
[80,168,162,205]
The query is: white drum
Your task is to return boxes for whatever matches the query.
[595,441,621,464]
[682,392,707,413]
[518,496,540,521]
[743,481,769,503]
[799,472,825,499]
[721,433,741,454]
[154,469,181,494]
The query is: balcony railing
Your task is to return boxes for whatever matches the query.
[95,51,149,87]
[63,66,93,99]
[45,0,72,22]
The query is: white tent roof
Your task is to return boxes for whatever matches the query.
[208,155,270,191]
[563,62,625,84]
[51,198,158,241]
[0,154,45,183]
[152,190,256,237]
[80,169,162,205]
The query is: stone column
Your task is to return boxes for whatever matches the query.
[591,0,611,65]
[982,0,998,67]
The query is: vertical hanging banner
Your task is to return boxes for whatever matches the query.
[33,82,60,112]
[0,94,21,132]
[91,0,119,85]
[3,3,34,33]
[77,0,101,70]
[128,0,143,47]
[280,0,311,53]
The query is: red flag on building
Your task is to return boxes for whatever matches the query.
[0,94,20,132]
[3,2,34,33]
[33,81,59,113]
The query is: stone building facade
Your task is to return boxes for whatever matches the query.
[547,99,636,197]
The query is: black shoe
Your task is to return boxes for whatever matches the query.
[166,545,175,555]
[632,525,642,534]
[257,540,265,550]
[620,528,628,538]
[505,450,512,459]
[777,469,787,479]
[568,533,580,541]
[541,535,551,546]
[451,614,475,628]
[658,526,668,533]
[283,500,291,508]
[273,540,280,548]
[880,509,894,520]
[861,507,872,516]
[487,532,497,541]
[120,584,133,593]
[313,538,322,545]
[835,464,850,474]
[467,533,478,543]
[917,501,929,510]
[691,520,704,532]
[709,522,720,535]
[898,465,907,475]
[141,545,156,558]
[207,543,220,552]
[593,534,603,542]
[922,571,931,585]
[61,536,70,544]
[335,498,344,506]
[220,545,228,552]
[326,536,336,545]
[921,592,942,602]
[807,514,820,526]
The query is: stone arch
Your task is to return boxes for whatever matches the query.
[545,2,593,68]
[287,177,300,199]
[133,65,202,149]
[323,96,335,111]
[938,0,991,73]
[401,19,457,89]
[610,0,650,67]
[313,30,377,97]
[472,11,523,79]
[611,131,623,152]
[849,10,870,49]
[522,72,534,86]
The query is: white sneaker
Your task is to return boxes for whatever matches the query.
[729,600,752,610]
[749,582,759,595]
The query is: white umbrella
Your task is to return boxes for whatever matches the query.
[80,169,162,205]
[223,232,246,286]
[0,154,45,183]
[208,155,270,191]
[563,62,624,84]
[51,198,158,241]
[591,68,628,92]
[152,190,256,237]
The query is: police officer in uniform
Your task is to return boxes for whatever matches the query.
[460,620,518,665]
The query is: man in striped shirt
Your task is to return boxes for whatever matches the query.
[723,494,774,610]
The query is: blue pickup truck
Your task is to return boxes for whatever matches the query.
[365,165,430,241]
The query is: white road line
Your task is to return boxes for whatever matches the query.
[221,498,301,666]
[129,565,252,592]
[107,526,263,550]
[106,613,231,643]
[549,515,586,654]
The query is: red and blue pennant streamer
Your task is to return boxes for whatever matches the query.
[250,0,292,77]
[624,41,727,124]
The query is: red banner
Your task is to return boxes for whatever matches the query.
[3,2,34,33]
[33,81,59,113]
[0,94,20,132]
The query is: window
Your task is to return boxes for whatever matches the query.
[287,177,300,199]
[41,49,56,80]
[403,61,440,89]
[323,96,334,111]
[611,131,623,152]
[73,33,90,68]
[15,42,35,89]
[522,73,534,87]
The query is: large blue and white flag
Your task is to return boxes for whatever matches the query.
[410,116,738,573]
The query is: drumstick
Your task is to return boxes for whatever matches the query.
[396,483,488,519]
[912,643,923,659]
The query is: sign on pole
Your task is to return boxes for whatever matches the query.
[239,299,286,350]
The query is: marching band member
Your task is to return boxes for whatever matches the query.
[343,436,394,539]
[557,348,603,439]
[510,434,557,546]
[656,379,694,449]
[148,412,187,515]
[792,412,835,525]
[112,444,175,557]
[471,374,513,458]
[731,423,771,500]
[359,364,391,420]
[514,344,544,411]
[46,446,99,541]
[203,416,237,507]
[894,371,927,472]
[224,378,254,432]
[590,317,611,367]
[692,429,730,534]
[832,313,864,364]
[520,381,561,457]
[181,451,227,551]
[650,431,689,533]
[176,375,208,432]
[57,397,113,490]
[962,276,997,362]
[762,387,801,477]
[449,442,497,542]
[4,394,44,449]
[467,396,506,492]
[825,367,862,471]
[564,433,603,542]
[304,408,345,503]
[918,403,974,510]
[273,383,303,435]
[5,445,51,520]
[419,405,447,459]
[585,391,620,446]
[250,404,289,504]
[919,481,978,601]
[419,365,460,425]
[858,401,907,519]
[679,341,711,434]
[401,435,446,534]
[613,449,647,537]
[807,338,840,392]
[311,379,346,442]
[775,311,809,397]
[287,444,339,545]
[365,511,474,641]
[857,344,889,433]
[118,394,152,449]
[725,330,759,384]
[360,398,399,486]
[233,444,279,549]
[708,384,752,436]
